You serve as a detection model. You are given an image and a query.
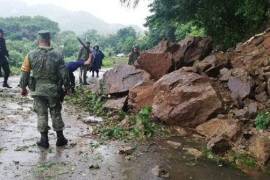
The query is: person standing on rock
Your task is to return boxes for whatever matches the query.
[0,29,11,88]
[77,41,91,85]
[20,30,70,149]
[128,45,140,65]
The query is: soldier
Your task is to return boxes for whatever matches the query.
[0,29,11,88]
[128,45,140,65]
[77,41,91,85]
[20,30,70,149]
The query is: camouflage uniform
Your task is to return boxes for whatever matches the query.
[20,45,69,133]
[78,46,90,84]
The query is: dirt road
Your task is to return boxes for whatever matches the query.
[0,76,269,180]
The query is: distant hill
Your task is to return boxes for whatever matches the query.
[0,0,143,34]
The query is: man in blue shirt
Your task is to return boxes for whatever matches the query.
[66,56,92,92]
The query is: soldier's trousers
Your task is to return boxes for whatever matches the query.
[33,96,64,133]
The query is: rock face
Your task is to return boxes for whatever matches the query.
[196,118,241,140]
[136,53,172,80]
[103,65,150,95]
[128,82,155,112]
[152,69,222,127]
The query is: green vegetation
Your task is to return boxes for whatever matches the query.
[65,87,105,116]
[97,107,168,141]
[255,112,270,130]
[66,87,169,141]
[203,149,258,170]
[122,0,270,49]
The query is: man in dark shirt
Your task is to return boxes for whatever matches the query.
[0,29,11,88]
[66,56,92,92]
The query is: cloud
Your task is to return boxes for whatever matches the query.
[20,0,151,27]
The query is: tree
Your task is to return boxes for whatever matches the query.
[121,0,270,49]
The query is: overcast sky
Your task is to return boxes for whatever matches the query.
[20,0,151,28]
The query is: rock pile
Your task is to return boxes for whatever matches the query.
[100,29,270,165]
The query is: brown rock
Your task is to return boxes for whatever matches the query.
[228,77,252,102]
[103,65,150,95]
[104,96,128,111]
[136,53,172,80]
[248,102,258,117]
[219,68,231,82]
[173,37,213,68]
[152,69,222,127]
[183,147,203,158]
[194,52,229,77]
[255,91,268,103]
[128,82,155,112]
[249,132,270,165]
[196,118,241,140]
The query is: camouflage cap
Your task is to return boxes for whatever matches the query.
[38,30,50,40]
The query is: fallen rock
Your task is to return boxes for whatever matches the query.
[128,82,155,112]
[136,52,172,80]
[219,68,232,82]
[207,136,232,155]
[228,76,252,106]
[196,118,241,140]
[166,140,182,149]
[173,37,213,68]
[194,52,229,77]
[170,126,188,136]
[248,102,258,117]
[83,116,103,124]
[249,132,270,165]
[152,69,222,127]
[104,96,128,111]
[183,147,203,158]
[89,164,100,170]
[119,146,135,156]
[103,65,150,95]
[151,165,170,178]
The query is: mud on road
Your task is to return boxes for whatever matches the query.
[0,77,269,180]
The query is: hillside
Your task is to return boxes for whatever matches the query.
[0,0,142,34]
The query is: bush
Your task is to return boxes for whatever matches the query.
[255,112,270,130]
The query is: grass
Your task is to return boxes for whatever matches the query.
[102,56,128,68]
[10,66,21,75]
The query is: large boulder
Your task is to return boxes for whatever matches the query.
[196,117,241,140]
[152,69,222,127]
[102,65,150,95]
[135,53,172,80]
[128,82,155,112]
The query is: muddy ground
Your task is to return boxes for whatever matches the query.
[0,75,269,180]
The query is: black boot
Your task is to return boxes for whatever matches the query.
[56,131,68,147]
[37,132,49,149]
[3,77,11,88]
